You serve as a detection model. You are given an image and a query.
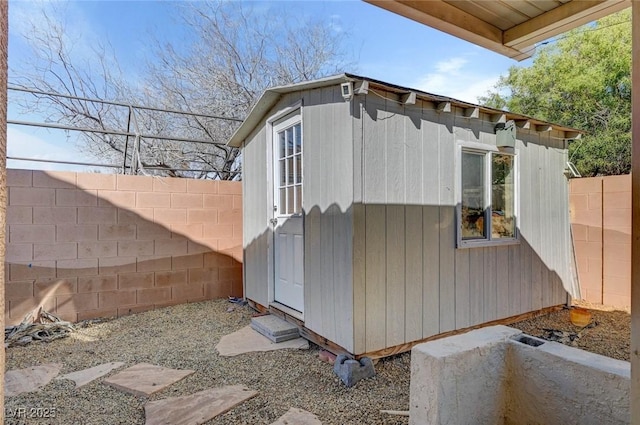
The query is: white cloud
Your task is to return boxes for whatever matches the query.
[412,57,500,104]
[327,14,345,33]
[435,57,467,74]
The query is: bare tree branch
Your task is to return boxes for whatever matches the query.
[10,1,352,179]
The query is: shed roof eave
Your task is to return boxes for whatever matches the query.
[227,73,584,148]
[227,74,351,147]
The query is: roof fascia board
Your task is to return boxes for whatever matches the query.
[364,0,532,59]
[227,74,351,146]
[228,73,584,147]
[504,0,630,50]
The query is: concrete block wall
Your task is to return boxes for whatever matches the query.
[570,175,631,307]
[5,170,243,324]
[410,326,630,425]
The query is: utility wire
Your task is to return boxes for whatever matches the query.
[519,18,631,57]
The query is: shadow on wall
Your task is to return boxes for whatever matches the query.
[245,201,568,355]
[4,170,243,325]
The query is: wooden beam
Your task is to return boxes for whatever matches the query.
[400,91,417,105]
[252,300,565,361]
[504,0,630,50]
[515,119,531,129]
[364,0,532,59]
[564,131,582,140]
[490,113,507,123]
[437,102,452,113]
[357,305,565,360]
[630,2,640,423]
[535,124,553,132]
[463,107,480,119]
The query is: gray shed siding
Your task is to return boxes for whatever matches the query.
[351,90,570,354]
[241,87,356,351]
[241,80,572,357]
[242,123,269,307]
[302,86,354,351]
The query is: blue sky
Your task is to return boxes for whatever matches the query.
[7,0,530,170]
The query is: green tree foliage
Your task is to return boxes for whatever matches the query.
[480,10,631,177]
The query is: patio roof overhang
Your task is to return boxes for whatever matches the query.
[365,0,630,60]
[367,0,640,423]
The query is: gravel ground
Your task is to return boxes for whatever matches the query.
[5,300,631,424]
[5,300,410,425]
[510,302,631,361]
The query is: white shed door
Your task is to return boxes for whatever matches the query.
[272,115,304,313]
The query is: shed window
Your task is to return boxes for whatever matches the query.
[276,122,302,215]
[459,148,517,247]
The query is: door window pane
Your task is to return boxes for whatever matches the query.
[280,159,286,186]
[295,155,302,184]
[287,157,294,184]
[286,127,294,157]
[279,188,287,215]
[287,187,294,214]
[461,151,486,239]
[294,124,302,154]
[492,154,515,238]
[279,131,286,159]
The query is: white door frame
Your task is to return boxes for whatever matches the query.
[265,101,304,317]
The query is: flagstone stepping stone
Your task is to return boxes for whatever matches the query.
[144,385,258,425]
[5,363,62,397]
[271,407,322,425]
[216,325,309,357]
[57,362,125,388]
[104,363,194,397]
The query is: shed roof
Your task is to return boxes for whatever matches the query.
[227,73,583,147]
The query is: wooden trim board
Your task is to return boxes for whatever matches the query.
[358,305,565,360]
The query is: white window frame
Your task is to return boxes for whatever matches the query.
[268,101,303,218]
[271,111,304,218]
[456,140,520,249]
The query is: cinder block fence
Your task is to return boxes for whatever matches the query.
[4,170,243,325]
[570,175,631,307]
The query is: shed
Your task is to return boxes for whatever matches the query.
[228,73,582,358]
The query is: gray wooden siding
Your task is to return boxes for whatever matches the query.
[243,87,354,351]
[242,87,355,352]
[302,86,355,351]
[351,89,570,355]
[242,124,269,307]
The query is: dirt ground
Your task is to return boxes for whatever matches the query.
[4,299,630,424]
[511,301,631,361]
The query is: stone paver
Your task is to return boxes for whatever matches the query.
[144,385,258,425]
[57,362,125,388]
[215,325,309,357]
[271,407,322,425]
[5,363,62,397]
[104,363,194,396]
[251,315,299,343]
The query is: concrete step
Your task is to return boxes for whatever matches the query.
[250,315,299,343]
